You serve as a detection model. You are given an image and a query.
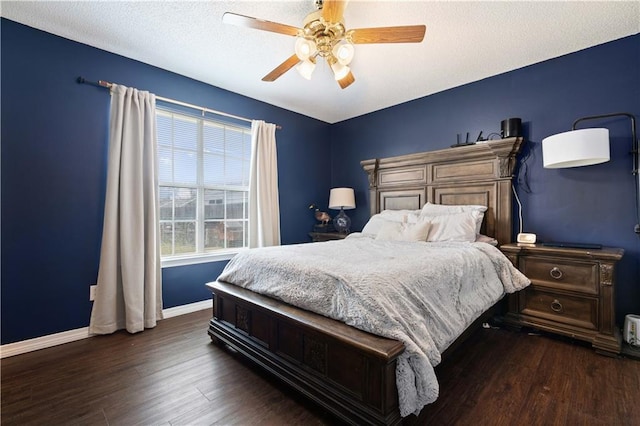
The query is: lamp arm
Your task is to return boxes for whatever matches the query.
[572,112,639,234]
[572,112,638,175]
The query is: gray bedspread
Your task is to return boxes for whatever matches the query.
[217,234,530,417]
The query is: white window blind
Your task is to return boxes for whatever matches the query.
[156,108,251,262]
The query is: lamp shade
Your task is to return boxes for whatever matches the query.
[296,59,316,80]
[330,61,350,81]
[333,42,354,65]
[542,128,610,168]
[328,187,355,210]
[294,37,317,61]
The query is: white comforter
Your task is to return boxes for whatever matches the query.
[217,234,530,417]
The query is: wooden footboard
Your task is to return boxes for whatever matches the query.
[206,280,405,425]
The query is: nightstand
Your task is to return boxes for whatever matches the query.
[501,243,624,355]
[309,232,348,242]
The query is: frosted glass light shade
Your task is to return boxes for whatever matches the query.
[329,187,355,210]
[331,62,350,81]
[296,59,316,80]
[332,42,354,65]
[294,38,317,61]
[542,128,610,168]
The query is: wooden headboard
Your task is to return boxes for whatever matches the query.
[360,137,524,245]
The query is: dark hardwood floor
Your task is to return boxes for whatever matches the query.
[2,309,638,425]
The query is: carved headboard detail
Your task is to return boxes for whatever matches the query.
[360,137,524,245]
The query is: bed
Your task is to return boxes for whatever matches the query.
[206,137,526,425]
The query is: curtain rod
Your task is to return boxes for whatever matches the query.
[76,76,281,130]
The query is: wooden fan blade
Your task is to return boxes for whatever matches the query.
[350,25,426,44]
[322,0,347,23]
[262,54,301,82]
[337,70,355,89]
[222,12,300,36]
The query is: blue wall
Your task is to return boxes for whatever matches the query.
[1,19,331,344]
[2,18,638,345]
[330,34,640,324]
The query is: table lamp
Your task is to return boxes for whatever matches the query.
[329,187,355,233]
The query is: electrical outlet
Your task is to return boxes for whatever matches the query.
[89,285,97,301]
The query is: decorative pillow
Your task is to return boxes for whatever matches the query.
[409,211,478,242]
[375,219,431,242]
[420,202,487,234]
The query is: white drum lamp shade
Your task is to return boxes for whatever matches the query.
[542,128,610,168]
[329,188,355,210]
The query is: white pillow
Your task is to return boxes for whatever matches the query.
[375,220,431,242]
[362,214,391,235]
[420,202,487,215]
[361,210,417,235]
[374,221,403,240]
[409,211,478,242]
[420,202,487,234]
[378,209,419,222]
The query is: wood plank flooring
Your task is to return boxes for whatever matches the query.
[2,309,638,425]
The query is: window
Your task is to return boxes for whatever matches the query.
[157,108,251,264]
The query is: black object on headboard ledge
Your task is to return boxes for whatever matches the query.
[361,137,524,245]
[450,142,476,148]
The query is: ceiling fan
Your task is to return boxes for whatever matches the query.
[222,0,426,89]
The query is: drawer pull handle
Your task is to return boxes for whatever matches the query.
[549,267,563,280]
[550,299,563,313]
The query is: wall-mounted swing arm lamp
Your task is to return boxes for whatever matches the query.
[542,112,639,234]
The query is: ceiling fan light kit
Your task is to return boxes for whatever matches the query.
[294,32,353,80]
[222,0,426,89]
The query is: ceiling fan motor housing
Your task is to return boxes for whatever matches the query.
[301,10,348,58]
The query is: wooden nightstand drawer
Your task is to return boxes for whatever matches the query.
[521,256,598,295]
[521,288,598,330]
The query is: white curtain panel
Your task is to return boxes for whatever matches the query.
[89,85,163,335]
[249,120,281,248]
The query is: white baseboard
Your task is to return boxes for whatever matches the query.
[162,299,211,319]
[0,327,91,359]
[0,299,211,359]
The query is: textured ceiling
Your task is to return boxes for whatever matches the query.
[1,1,638,123]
